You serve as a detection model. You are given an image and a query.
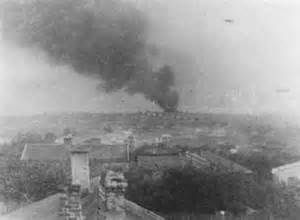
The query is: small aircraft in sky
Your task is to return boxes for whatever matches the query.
[224,19,234,23]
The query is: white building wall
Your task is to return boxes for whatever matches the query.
[272,163,300,183]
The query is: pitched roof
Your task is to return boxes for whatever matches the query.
[1,193,63,220]
[272,161,300,173]
[2,193,163,220]
[199,151,253,174]
[88,144,126,161]
[188,149,253,174]
[21,144,69,161]
[21,143,127,162]
[133,143,181,156]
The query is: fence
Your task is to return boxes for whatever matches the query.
[184,151,210,168]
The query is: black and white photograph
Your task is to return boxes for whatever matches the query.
[1,0,300,219]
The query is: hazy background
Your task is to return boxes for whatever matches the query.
[1,0,300,116]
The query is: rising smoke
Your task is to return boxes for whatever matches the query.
[0,0,179,112]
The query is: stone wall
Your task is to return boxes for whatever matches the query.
[59,184,84,220]
[91,171,165,220]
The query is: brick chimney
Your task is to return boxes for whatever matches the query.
[59,184,84,220]
[103,171,127,219]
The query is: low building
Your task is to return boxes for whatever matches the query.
[272,162,300,207]
[272,161,300,183]
[12,135,164,220]
[21,136,136,191]
[21,136,132,163]
[133,143,186,170]
[20,143,70,161]
[195,150,253,174]
[133,141,252,174]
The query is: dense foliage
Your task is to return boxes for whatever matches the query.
[0,156,69,204]
[125,166,297,217]
[0,132,68,207]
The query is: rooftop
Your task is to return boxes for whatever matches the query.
[272,161,300,173]
[21,144,69,161]
[133,143,182,156]
[198,150,253,174]
[188,149,253,174]
[1,193,160,220]
[21,143,128,162]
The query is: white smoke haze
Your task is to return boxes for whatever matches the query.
[0,39,158,115]
[1,0,300,116]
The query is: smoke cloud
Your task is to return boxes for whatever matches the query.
[2,0,300,117]
[1,0,178,112]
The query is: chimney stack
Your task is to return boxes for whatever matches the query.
[126,135,135,162]
[160,134,172,148]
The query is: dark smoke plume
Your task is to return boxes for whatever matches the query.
[1,0,179,112]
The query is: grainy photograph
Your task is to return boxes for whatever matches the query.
[0,0,300,219]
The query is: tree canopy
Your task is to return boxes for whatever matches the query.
[125,166,297,217]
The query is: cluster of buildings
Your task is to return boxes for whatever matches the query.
[5,135,164,220]
[19,133,253,190]
[10,131,300,219]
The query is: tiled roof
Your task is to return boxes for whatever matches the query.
[21,144,69,161]
[21,143,127,162]
[88,144,126,160]
[133,144,182,156]
[198,151,253,174]
[188,148,252,174]
[1,193,63,220]
[2,193,163,220]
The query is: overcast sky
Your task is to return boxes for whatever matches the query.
[1,0,300,116]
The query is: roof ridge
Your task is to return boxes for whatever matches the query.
[199,151,253,173]
[25,143,64,146]
[272,160,300,171]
